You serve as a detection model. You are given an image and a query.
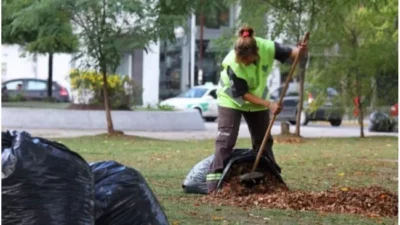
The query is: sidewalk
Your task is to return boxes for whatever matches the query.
[3,122,396,141]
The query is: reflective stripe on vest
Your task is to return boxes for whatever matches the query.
[219,79,245,105]
[219,79,268,101]
[206,173,222,181]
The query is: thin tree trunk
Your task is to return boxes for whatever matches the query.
[294,0,304,137]
[47,53,53,99]
[370,77,377,109]
[101,66,115,134]
[295,67,305,136]
[358,101,364,137]
[355,76,364,138]
[295,51,308,137]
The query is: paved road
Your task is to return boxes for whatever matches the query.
[3,121,397,140]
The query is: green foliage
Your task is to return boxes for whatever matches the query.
[2,0,78,54]
[8,93,26,102]
[156,103,175,111]
[308,0,398,110]
[69,69,142,109]
[140,103,175,111]
[211,0,270,55]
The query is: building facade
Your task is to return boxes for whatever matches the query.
[1,44,160,106]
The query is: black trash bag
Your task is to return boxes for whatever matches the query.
[2,131,94,225]
[2,130,13,152]
[182,149,285,194]
[217,148,285,190]
[90,161,169,225]
[368,111,394,132]
[182,155,214,194]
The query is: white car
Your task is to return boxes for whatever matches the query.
[160,83,218,121]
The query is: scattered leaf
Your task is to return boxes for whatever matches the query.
[353,171,363,176]
[172,221,179,225]
[248,214,260,218]
[338,172,345,177]
[212,215,223,221]
[341,187,349,192]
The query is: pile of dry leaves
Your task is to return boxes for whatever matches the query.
[200,163,398,217]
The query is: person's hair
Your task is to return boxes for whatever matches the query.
[234,25,258,63]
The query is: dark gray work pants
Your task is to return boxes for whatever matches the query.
[206,106,280,193]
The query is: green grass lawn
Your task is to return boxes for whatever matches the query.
[55,135,398,225]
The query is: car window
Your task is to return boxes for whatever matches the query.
[283,99,298,107]
[270,87,298,99]
[209,89,217,99]
[4,80,24,91]
[52,82,59,91]
[26,80,46,91]
[327,88,338,97]
[178,88,208,98]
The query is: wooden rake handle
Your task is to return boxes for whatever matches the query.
[250,32,310,174]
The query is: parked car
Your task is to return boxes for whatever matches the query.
[368,103,398,133]
[159,83,218,121]
[2,78,70,102]
[271,86,345,126]
[368,111,395,132]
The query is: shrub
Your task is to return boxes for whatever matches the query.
[69,69,142,109]
[8,93,26,102]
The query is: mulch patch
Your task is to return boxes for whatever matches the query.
[274,134,306,144]
[67,104,132,111]
[200,163,398,218]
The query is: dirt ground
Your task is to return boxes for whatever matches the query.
[67,104,131,111]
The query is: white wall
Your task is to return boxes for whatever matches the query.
[115,52,131,76]
[2,43,160,106]
[1,45,74,93]
[142,41,160,106]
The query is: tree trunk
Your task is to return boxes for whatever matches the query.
[101,67,115,134]
[281,122,290,135]
[47,53,53,98]
[370,77,377,109]
[355,76,364,138]
[295,52,308,137]
[358,100,365,138]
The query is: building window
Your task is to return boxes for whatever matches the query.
[196,6,230,29]
[159,41,183,100]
